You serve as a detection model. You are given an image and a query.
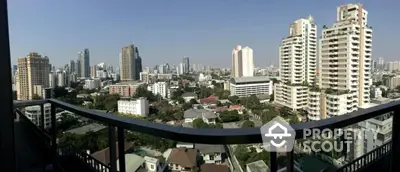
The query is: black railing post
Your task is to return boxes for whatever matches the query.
[108,125,117,172]
[51,103,57,171]
[270,152,278,172]
[40,104,45,129]
[0,0,16,171]
[117,127,126,172]
[286,150,294,172]
[391,110,400,172]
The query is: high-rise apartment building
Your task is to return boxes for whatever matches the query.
[231,45,254,77]
[90,65,97,78]
[377,57,384,70]
[274,16,317,111]
[319,4,372,118]
[76,58,81,78]
[183,57,190,74]
[78,49,90,78]
[70,60,75,74]
[16,52,50,100]
[120,44,142,81]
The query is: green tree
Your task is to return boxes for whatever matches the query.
[104,94,120,112]
[242,120,255,128]
[219,110,240,122]
[173,111,184,120]
[280,107,292,117]
[177,97,185,104]
[32,94,42,100]
[182,103,193,110]
[133,86,158,102]
[192,118,209,128]
[189,99,199,104]
[57,114,80,131]
[289,115,301,124]
[228,96,240,104]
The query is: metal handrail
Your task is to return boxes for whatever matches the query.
[13,99,400,143]
[13,99,400,172]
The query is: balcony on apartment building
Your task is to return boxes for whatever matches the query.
[0,1,399,172]
[6,97,400,172]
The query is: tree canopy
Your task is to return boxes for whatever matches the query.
[241,120,255,128]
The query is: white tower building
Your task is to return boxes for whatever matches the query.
[319,4,372,118]
[274,16,317,111]
[231,45,254,77]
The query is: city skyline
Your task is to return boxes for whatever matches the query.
[8,1,399,68]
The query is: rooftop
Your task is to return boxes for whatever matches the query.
[230,76,270,84]
[65,123,107,135]
[195,144,225,154]
[167,148,198,168]
[117,154,144,172]
[182,92,197,97]
[246,160,269,172]
[184,109,217,119]
[111,81,145,86]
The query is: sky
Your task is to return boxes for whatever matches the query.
[7,0,400,68]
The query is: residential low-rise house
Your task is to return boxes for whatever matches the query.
[167,148,199,172]
[195,144,225,164]
[184,109,217,124]
[182,92,198,102]
[143,156,167,172]
[199,95,218,104]
[117,97,149,117]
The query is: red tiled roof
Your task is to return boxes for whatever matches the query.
[230,105,242,109]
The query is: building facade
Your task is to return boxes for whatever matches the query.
[109,82,145,97]
[231,45,254,77]
[147,82,168,98]
[274,16,317,111]
[319,4,372,118]
[17,52,50,100]
[117,98,149,117]
[78,49,90,78]
[229,76,273,97]
[120,44,142,81]
[24,103,52,129]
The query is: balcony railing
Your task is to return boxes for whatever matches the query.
[12,99,400,172]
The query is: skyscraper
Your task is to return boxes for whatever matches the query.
[78,49,90,78]
[319,4,372,117]
[274,16,317,111]
[16,52,50,100]
[183,57,190,74]
[378,57,384,70]
[76,58,81,77]
[70,60,75,74]
[120,44,142,81]
[231,45,254,77]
